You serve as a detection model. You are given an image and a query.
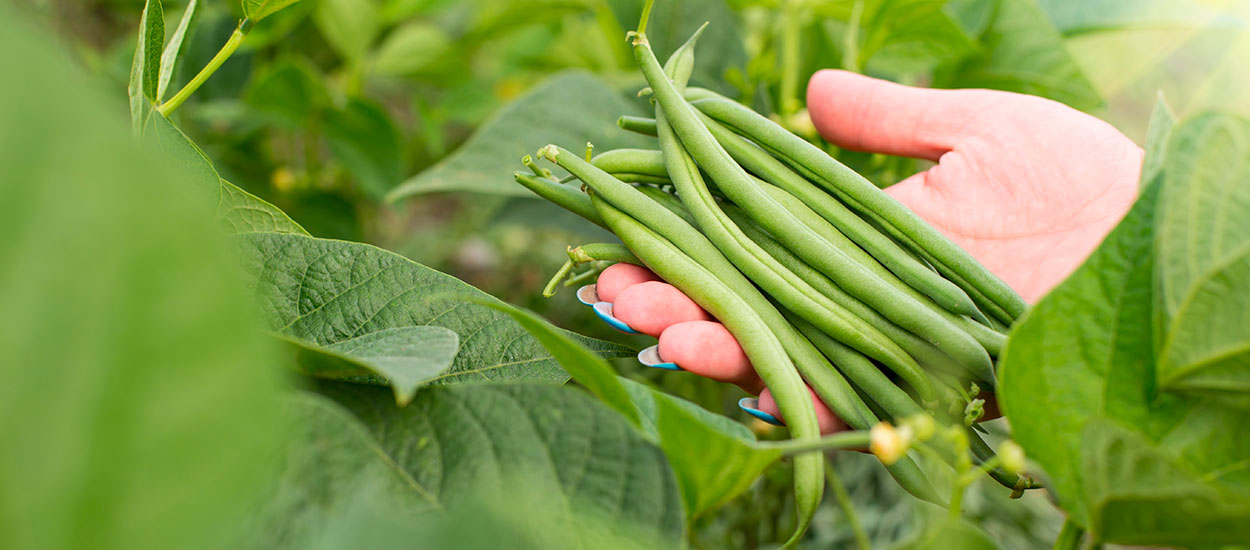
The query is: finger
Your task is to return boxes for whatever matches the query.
[806,69,1014,161]
[657,320,763,393]
[596,262,660,302]
[613,281,713,337]
[758,387,845,435]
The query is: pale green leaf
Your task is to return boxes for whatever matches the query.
[325,98,402,199]
[243,0,306,22]
[235,233,634,386]
[129,0,165,127]
[859,0,980,76]
[388,71,652,200]
[313,0,381,61]
[999,114,1250,546]
[157,0,197,101]
[942,0,1102,110]
[370,20,451,76]
[0,12,285,548]
[1037,0,1241,35]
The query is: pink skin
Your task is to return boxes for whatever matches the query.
[613,281,712,337]
[596,263,660,302]
[601,70,1142,433]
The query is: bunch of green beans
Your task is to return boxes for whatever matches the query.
[513,17,1030,545]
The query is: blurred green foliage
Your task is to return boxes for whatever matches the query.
[15,0,1250,547]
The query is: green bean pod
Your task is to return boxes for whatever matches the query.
[618,115,659,136]
[686,93,1028,321]
[514,171,605,229]
[590,148,668,178]
[567,242,639,265]
[634,37,993,381]
[587,192,826,543]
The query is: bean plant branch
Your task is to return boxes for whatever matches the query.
[157,18,252,117]
[759,430,870,455]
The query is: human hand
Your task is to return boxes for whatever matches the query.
[593,69,1142,433]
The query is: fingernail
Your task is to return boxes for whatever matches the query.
[576,284,599,306]
[592,302,640,334]
[638,344,682,371]
[738,397,784,426]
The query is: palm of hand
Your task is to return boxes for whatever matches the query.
[808,74,1143,302]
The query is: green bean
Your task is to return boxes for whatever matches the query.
[722,203,992,385]
[590,148,668,178]
[618,115,659,137]
[634,36,993,381]
[786,312,925,419]
[566,242,639,265]
[696,112,982,320]
[687,93,1028,320]
[634,185,698,226]
[587,191,827,539]
[513,171,605,229]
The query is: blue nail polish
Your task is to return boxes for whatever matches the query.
[738,397,784,426]
[576,284,599,306]
[638,345,682,371]
[592,302,640,334]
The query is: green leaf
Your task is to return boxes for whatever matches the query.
[904,518,997,549]
[1140,93,1177,188]
[325,98,403,199]
[243,0,306,22]
[285,326,459,406]
[469,295,783,518]
[240,393,436,549]
[139,105,308,235]
[859,0,980,76]
[999,113,1250,546]
[621,0,746,93]
[157,0,196,102]
[313,0,381,61]
[0,11,285,548]
[317,381,686,548]
[370,20,451,76]
[941,0,1102,110]
[235,233,634,386]
[245,59,332,128]
[1037,0,1240,35]
[1154,113,1250,404]
[129,0,165,127]
[388,71,652,200]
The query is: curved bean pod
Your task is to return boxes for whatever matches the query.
[514,171,605,229]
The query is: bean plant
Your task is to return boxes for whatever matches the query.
[4,0,1249,549]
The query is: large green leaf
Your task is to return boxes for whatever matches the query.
[387,71,652,200]
[284,326,459,406]
[370,20,451,76]
[469,296,783,518]
[1038,0,1240,35]
[999,114,1250,546]
[1154,113,1250,403]
[941,0,1102,110]
[129,0,165,127]
[0,11,284,549]
[815,0,980,76]
[235,233,634,386]
[317,381,686,548]
[138,106,308,235]
[243,0,307,22]
[313,0,381,62]
[239,393,435,549]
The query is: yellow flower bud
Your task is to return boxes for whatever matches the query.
[1000,440,1027,474]
[870,422,910,465]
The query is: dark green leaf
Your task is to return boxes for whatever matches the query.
[129,0,165,127]
[388,71,652,200]
[157,0,196,102]
[999,113,1250,546]
[242,0,307,22]
[235,233,634,386]
[325,98,403,199]
[245,59,331,128]
[941,0,1102,110]
[860,0,980,75]
[0,12,285,548]
[285,326,459,406]
[318,381,686,548]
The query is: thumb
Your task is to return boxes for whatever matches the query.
[806,69,1011,161]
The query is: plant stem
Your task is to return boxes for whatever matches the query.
[825,461,870,550]
[779,0,802,115]
[637,0,655,35]
[157,19,251,117]
[542,259,575,298]
[1053,517,1084,550]
[760,430,870,455]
